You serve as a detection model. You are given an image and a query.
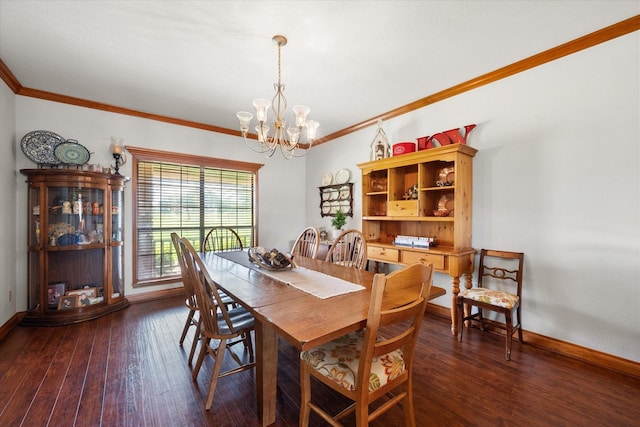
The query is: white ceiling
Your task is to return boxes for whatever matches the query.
[1,1,637,140]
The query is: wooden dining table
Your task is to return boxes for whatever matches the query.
[198,251,376,426]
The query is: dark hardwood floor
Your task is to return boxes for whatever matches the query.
[1,295,639,426]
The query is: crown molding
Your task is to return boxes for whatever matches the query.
[1,15,638,145]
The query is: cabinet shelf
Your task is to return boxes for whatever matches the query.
[363,215,455,222]
[422,185,455,191]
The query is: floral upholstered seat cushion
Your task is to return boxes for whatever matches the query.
[459,288,519,309]
[300,329,405,392]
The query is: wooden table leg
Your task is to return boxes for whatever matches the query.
[462,271,473,327]
[448,253,475,335]
[450,275,461,335]
[255,319,278,426]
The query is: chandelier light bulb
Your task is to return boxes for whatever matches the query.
[237,111,253,136]
[306,120,320,141]
[293,105,310,127]
[287,126,300,145]
[252,99,270,122]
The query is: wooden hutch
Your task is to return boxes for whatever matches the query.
[357,143,477,334]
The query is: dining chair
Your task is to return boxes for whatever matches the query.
[179,238,256,410]
[291,226,320,259]
[202,226,244,252]
[325,228,368,270]
[456,249,525,360]
[172,232,239,365]
[300,262,433,427]
[171,232,201,365]
[300,263,433,427]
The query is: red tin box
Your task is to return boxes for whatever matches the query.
[392,142,416,156]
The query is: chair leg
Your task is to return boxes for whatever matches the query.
[355,398,369,427]
[505,312,513,360]
[179,308,195,345]
[457,299,464,342]
[517,306,524,343]
[205,338,227,410]
[188,317,201,365]
[299,363,311,427]
[243,331,254,363]
[402,382,416,427]
[192,336,210,380]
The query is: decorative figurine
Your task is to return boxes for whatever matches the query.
[62,201,72,214]
[405,184,418,199]
[370,119,390,161]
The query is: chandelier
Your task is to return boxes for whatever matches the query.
[237,35,319,158]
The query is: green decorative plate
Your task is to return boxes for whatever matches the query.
[54,141,91,165]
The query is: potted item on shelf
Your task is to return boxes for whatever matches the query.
[331,209,347,239]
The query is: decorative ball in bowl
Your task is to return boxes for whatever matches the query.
[433,209,451,217]
[248,247,296,271]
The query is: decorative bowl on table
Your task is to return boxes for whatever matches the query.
[248,247,296,271]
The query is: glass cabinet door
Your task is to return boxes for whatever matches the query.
[26,185,41,311]
[111,187,122,242]
[46,185,106,310]
[47,186,104,247]
[110,186,124,300]
[28,186,41,248]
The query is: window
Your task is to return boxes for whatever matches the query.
[128,147,263,287]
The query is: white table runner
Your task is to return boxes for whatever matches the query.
[257,266,365,299]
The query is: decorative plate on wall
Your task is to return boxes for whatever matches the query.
[20,130,66,165]
[338,186,350,200]
[321,172,333,186]
[54,141,91,165]
[335,168,351,184]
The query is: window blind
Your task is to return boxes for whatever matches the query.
[135,159,256,285]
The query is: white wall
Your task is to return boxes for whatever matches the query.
[305,32,640,362]
[13,99,308,299]
[3,28,638,363]
[0,79,17,326]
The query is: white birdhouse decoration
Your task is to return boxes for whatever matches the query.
[370,119,390,161]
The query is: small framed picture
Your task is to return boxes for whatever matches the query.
[58,295,77,310]
[67,288,97,298]
[67,288,97,307]
[47,282,67,309]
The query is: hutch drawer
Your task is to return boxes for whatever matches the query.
[367,245,399,263]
